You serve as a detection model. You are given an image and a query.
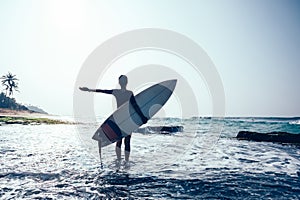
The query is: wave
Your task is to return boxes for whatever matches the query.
[289,120,300,125]
[226,117,300,122]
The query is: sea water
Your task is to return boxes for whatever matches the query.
[1,117,300,199]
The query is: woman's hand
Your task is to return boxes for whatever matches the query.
[79,87,90,92]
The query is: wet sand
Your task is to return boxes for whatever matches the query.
[0,108,47,117]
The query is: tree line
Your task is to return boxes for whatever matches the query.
[0,72,28,110]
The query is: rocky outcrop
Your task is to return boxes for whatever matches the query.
[237,131,300,144]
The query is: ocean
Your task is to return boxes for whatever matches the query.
[1,117,300,199]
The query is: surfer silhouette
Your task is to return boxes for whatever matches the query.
[79,75,147,162]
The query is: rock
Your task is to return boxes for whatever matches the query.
[136,126,184,134]
[5,120,25,124]
[237,131,300,144]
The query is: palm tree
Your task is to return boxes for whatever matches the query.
[1,72,19,97]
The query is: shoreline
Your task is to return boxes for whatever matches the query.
[0,108,48,117]
[0,108,71,125]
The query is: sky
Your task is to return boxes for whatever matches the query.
[0,0,300,117]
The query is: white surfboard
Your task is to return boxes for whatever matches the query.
[92,79,177,147]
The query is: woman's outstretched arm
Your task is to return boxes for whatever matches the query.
[79,87,113,94]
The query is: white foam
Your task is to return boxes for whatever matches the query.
[289,120,300,125]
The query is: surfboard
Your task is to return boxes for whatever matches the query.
[92,79,177,147]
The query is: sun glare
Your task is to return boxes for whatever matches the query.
[42,0,87,34]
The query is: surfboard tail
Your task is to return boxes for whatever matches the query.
[92,129,111,148]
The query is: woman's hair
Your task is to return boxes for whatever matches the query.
[119,75,128,86]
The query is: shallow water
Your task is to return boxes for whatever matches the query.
[1,117,300,199]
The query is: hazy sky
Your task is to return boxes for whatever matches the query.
[0,0,299,117]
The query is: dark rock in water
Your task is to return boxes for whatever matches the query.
[237,131,300,144]
[5,119,28,125]
[136,126,184,134]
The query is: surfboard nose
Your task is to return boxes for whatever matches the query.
[158,79,177,92]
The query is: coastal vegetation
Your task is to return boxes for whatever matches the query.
[0,72,28,111]
[0,116,69,125]
[0,92,28,110]
[0,72,69,125]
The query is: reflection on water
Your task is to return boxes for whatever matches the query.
[1,118,300,199]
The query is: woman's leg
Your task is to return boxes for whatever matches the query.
[124,135,131,162]
[116,140,122,161]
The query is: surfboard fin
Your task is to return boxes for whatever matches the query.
[98,141,103,168]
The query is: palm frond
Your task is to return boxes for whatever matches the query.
[1,72,20,97]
